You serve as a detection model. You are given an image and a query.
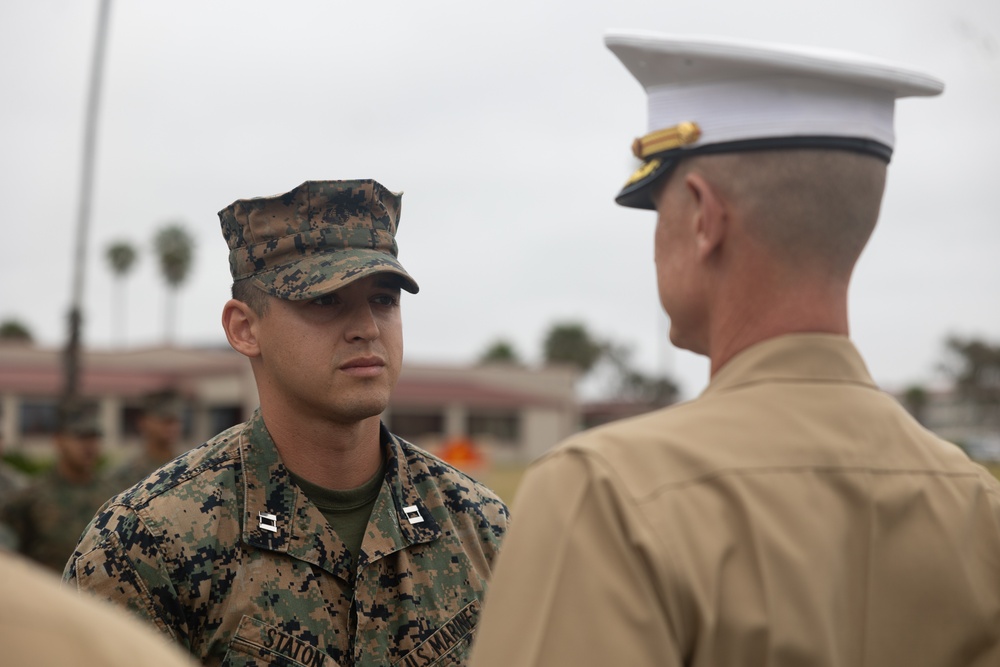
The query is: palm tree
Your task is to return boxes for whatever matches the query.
[942,336,1000,431]
[479,339,522,365]
[543,322,603,374]
[153,223,195,344]
[105,240,138,347]
[0,319,34,343]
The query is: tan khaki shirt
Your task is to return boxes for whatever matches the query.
[1,552,197,666]
[471,334,1000,667]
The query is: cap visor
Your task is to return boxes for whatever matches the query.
[615,156,678,210]
[254,249,419,300]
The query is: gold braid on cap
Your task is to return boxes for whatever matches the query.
[631,121,702,159]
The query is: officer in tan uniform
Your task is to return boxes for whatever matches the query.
[2,551,197,666]
[471,34,1000,667]
[67,180,509,666]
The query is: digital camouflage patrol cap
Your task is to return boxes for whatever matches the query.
[219,179,419,300]
[605,32,944,209]
[140,389,183,420]
[58,406,103,438]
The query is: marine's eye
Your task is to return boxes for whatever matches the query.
[310,294,340,306]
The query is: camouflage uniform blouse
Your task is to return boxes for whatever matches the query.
[65,410,509,667]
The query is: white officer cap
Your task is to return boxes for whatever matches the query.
[605,31,944,209]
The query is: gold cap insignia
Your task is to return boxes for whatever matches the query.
[631,121,701,159]
[623,157,663,187]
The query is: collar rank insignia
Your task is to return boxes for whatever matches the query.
[403,505,424,525]
[258,511,278,533]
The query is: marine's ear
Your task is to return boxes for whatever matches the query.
[684,171,728,262]
[222,299,261,359]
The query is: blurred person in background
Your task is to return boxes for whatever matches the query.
[0,431,28,503]
[104,388,184,493]
[0,430,28,550]
[0,406,109,572]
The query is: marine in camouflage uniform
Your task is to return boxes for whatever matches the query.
[0,432,28,505]
[0,460,27,503]
[103,450,164,493]
[0,463,27,549]
[0,433,29,550]
[66,180,509,667]
[104,389,184,495]
[2,411,109,572]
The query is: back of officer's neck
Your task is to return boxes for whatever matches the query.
[707,275,850,377]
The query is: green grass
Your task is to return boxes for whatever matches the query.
[478,465,528,506]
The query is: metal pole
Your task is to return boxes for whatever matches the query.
[63,0,112,409]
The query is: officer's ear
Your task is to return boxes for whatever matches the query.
[222,299,261,359]
[684,171,728,262]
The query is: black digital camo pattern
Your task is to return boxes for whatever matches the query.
[66,410,508,667]
[219,180,419,300]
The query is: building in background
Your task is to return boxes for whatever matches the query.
[391,362,579,464]
[5,341,997,469]
[0,342,580,467]
[0,343,255,463]
[899,384,1000,462]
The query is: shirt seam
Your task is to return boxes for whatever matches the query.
[632,463,987,504]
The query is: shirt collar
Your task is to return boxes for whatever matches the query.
[703,333,877,398]
[238,411,440,579]
[360,424,441,565]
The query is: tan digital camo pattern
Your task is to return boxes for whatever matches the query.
[219,180,419,300]
[66,410,508,667]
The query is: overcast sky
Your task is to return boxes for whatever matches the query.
[1,0,997,400]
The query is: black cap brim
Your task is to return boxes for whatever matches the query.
[614,156,680,210]
[614,137,894,211]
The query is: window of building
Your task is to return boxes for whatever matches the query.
[19,399,60,436]
[120,405,143,437]
[209,405,244,434]
[388,410,445,441]
[120,401,194,439]
[19,398,99,437]
[467,411,520,444]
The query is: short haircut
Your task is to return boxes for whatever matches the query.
[684,148,887,278]
[231,278,270,316]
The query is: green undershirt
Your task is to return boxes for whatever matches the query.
[289,462,385,575]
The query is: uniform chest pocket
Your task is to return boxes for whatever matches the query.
[393,600,480,667]
[222,615,339,667]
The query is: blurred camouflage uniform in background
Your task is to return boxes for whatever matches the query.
[103,388,184,495]
[1,409,109,572]
[0,457,26,505]
[0,436,28,550]
[0,429,27,504]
